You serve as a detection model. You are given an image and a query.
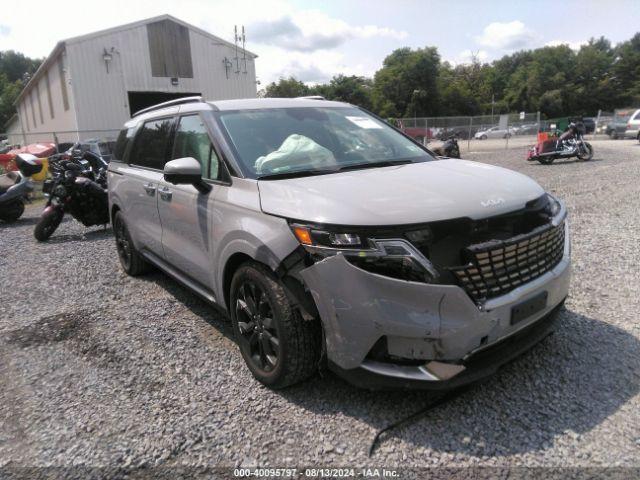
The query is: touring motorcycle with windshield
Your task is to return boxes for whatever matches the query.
[527,122,594,165]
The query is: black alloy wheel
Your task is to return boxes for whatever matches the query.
[113,211,149,276]
[114,214,132,270]
[235,280,281,373]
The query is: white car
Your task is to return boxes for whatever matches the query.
[474,126,514,140]
[623,108,640,141]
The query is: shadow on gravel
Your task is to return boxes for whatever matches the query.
[141,271,234,339]
[279,307,640,456]
[533,158,604,166]
[43,227,112,244]
[0,216,40,228]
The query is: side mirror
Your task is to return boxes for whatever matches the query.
[163,157,211,194]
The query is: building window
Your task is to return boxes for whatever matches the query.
[36,83,44,124]
[147,19,194,78]
[58,58,69,111]
[45,71,55,119]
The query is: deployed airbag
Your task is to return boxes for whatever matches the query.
[255,134,336,174]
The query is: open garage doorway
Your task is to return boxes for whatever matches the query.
[128,91,201,116]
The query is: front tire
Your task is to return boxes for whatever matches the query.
[34,207,63,241]
[230,261,321,389]
[577,142,594,161]
[113,211,150,276]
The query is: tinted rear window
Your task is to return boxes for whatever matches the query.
[113,128,136,162]
[129,118,173,169]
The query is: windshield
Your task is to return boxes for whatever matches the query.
[216,107,433,179]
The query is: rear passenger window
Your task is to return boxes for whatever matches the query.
[113,127,136,162]
[172,114,222,180]
[129,118,173,169]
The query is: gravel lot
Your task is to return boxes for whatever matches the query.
[1,139,639,474]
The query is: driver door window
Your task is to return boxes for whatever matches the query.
[172,114,222,180]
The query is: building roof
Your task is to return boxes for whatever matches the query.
[15,14,258,106]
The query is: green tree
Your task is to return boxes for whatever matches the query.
[613,33,640,105]
[373,47,441,117]
[312,75,374,110]
[0,50,42,130]
[262,76,310,98]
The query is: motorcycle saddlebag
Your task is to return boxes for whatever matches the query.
[538,139,557,153]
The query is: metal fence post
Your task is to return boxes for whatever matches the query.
[425,117,428,146]
[505,115,509,149]
[467,117,472,152]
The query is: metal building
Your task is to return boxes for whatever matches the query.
[12,15,258,142]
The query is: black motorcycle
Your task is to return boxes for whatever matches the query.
[527,122,593,165]
[428,135,461,158]
[34,146,109,241]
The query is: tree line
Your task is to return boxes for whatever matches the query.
[262,33,640,119]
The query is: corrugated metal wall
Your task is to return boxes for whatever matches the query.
[67,20,257,131]
[13,52,79,139]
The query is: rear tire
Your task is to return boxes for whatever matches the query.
[230,261,321,389]
[34,207,63,241]
[113,211,150,276]
[0,199,25,223]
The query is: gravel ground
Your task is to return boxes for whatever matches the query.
[1,138,639,475]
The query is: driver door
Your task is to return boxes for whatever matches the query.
[157,113,221,288]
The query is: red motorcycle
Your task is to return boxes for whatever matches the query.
[527,122,594,165]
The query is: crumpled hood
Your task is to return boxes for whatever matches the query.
[258,159,545,226]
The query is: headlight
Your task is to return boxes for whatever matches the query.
[290,224,365,249]
[289,222,439,282]
[545,193,562,217]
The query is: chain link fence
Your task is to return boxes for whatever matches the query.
[398,112,543,153]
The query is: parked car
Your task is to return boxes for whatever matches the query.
[474,126,514,139]
[623,108,640,140]
[108,96,570,390]
[515,123,539,135]
[607,110,634,139]
[581,117,596,134]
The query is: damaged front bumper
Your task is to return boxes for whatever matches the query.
[299,223,571,390]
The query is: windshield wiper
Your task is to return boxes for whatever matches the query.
[337,159,414,172]
[257,168,339,180]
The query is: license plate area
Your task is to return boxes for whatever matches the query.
[511,291,548,325]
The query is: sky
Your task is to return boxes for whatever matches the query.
[0,0,639,86]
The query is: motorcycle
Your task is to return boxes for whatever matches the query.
[428,135,461,158]
[34,145,109,241]
[527,122,593,165]
[0,154,43,223]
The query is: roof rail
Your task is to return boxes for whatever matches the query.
[132,96,204,117]
[295,95,326,100]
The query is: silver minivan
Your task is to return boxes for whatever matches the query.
[108,96,571,390]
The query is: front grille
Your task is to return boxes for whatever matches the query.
[450,221,565,302]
